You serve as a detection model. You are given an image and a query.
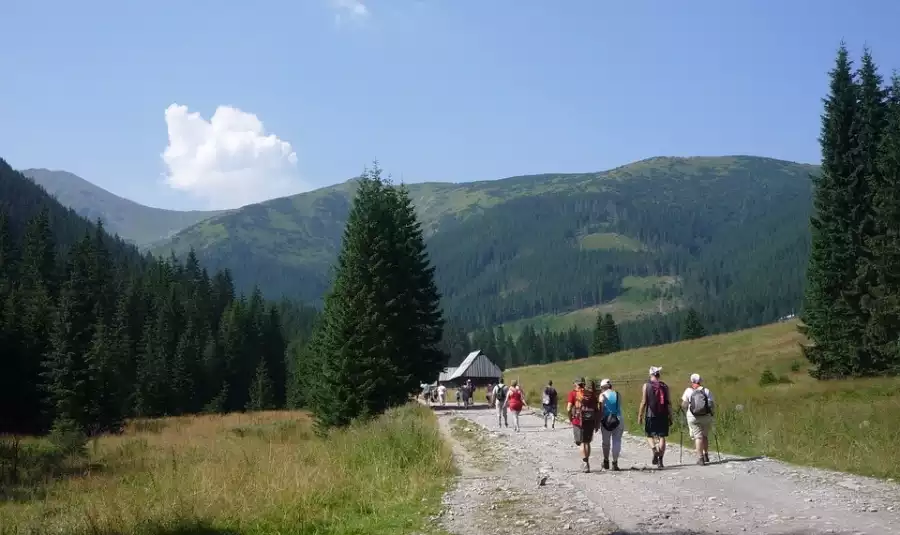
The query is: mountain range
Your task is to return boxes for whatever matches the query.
[23,168,226,247]
[18,156,817,336]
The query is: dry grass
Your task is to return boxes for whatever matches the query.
[0,404,454,535]
[511,321,900,480]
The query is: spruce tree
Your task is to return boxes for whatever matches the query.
[845,48,887,374]
[801,43,861,377]
[682,308,707,340]
[863,73,900,374]
[247,357,275,411]
[603,314,621,352]
[591,310,609,355]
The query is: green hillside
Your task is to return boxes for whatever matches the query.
[510,321,900,480]
[153,155,817,338]
[23,169,225,246]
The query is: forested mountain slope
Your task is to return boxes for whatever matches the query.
[0,158,317,435]
[23,168,225,247]
[152,156,817,334]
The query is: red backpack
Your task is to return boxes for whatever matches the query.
[646,380,669,417]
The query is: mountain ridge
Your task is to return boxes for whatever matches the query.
[23,168,227,247]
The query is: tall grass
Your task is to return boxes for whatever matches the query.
[0,404,453,535]
[511,321,900,480]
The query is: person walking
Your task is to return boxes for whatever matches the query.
[507,380,526,432]
[567,377,600,473]
[681,373,715,465]
[598,378,624,471]
[493,381,509,428]
[638,366,672,469]
[437,384,447,406]
[542,379,558,428]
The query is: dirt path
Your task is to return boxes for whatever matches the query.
[432,403,900,535]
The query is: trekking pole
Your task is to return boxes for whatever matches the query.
[679,410,683,465]
[714,428,722,463]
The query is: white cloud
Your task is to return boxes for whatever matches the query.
[162,104,306,209]
[329,0,369,25]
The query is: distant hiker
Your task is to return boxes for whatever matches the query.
[456,388,462,406]
[599,378,623,471]
[542,380,558,429]
[437,384,447,406]
[638,366,672,469]
[681,373,715,465]
[507,380,526,432]
[485,383,493,405]
[493,381,509,428]
[567,377,600,472]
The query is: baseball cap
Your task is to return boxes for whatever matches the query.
[600,378,612,388]
[690,373,702,384]
[649,366,663,376]
[575,377,586,385]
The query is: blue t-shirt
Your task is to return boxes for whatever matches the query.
[602,390,621,418]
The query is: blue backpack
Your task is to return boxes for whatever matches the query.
[600,390,621,431]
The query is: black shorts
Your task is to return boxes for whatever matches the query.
[644,415,670,437]
[573,423,595,445]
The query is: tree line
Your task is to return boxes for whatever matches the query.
[802,43,900,378]
[0,160,319,436]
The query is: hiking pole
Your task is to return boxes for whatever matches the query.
[714,427,722,463]
[679,411,683,465]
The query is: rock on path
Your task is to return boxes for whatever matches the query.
[431,403,900,535]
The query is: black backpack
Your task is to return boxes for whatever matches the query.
[495,385,507,402]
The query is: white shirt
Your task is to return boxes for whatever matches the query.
[681,386,714,420]
[437,385,446,396]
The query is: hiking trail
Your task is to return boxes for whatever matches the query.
[431,403,900,535]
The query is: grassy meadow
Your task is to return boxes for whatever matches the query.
[0,404,453,535]
[510,321,900,480]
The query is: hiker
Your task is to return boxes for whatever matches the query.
[507,380,526,432]
[567,377,600,473]
[437,384,447,406]
[599,378,623,471]
[681,373,715,465]
[638,366,672,469]
[542,379,558,429]
[493,381,509,427]
[485,383,493,405]
[456,388,461,406]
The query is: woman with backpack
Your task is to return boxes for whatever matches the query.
[598,378,623,471]
[638,366,672,469]
[506,380,526,432]
[681,373,715,465]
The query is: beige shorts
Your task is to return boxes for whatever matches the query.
[687,414,713,439]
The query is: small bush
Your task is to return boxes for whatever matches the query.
[48,418,87,458]
[790,360,802,372]
[759,368,793,387]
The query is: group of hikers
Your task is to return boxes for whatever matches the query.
[487,366,716,473]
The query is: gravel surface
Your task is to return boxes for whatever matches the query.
[432,403,900,535]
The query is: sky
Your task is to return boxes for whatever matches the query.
[3,0,900,211]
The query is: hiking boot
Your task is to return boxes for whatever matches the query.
[602,458,610,470]
[583,461,590,473]
[657,455,665,469]
[611,461,620,471]
[697,456,706,466]
[704,453,710,464]
[651,449,660,466]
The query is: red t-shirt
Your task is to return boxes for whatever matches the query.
[567,389,581,426]
[508,388,524,411]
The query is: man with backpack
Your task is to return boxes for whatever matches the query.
[542,379,558,429]
[492,381,509,428]
[598,378,623,471]
[567,377,600,473]
[681,373,715,465]
[638,366,672,469]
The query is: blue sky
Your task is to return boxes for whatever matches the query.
[2,0,900,210]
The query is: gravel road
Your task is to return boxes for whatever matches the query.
[432,403,900,535]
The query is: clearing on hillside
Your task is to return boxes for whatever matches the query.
[500,275,680,336]
[577,232,645,251]
[509,320,900,480]
[0,405,452,535]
